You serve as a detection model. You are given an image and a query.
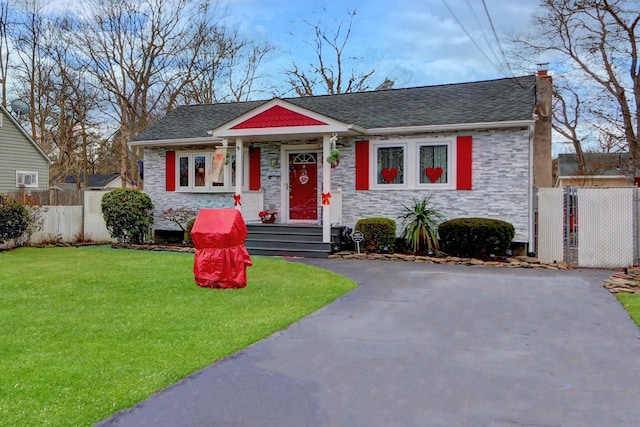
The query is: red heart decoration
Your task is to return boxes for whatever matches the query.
[381,168,398,183]
[425,167,443,182]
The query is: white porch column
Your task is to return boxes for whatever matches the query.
[322,134,332,243]
[235,137,243,212]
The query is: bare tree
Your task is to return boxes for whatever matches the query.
[285,9,376,96]
[178,25,273,104]
[4,0,271,187]
[46,19,102,187]
[551,78,587,175]
[0,1,10,106]
[9,4,101,186]
[12,0,52,143]
[225,40,273,102]
[515,0,640,175]
[77,0,220,186]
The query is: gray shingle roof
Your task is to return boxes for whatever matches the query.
[63,173,121,188]
[557,152,630,176]
[133,76,536,142]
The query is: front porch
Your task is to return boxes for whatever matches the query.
[245,223,345,258]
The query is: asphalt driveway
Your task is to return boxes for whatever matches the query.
[98,260,640,427]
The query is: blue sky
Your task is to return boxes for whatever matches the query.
[221,0,540,91]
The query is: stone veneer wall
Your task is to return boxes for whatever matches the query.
[334,128,531,243]
[144,127,531,242]
[144,149,237,231]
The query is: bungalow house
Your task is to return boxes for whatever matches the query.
[555,152,633,187]
[131,74,551,255]
[0,104,50,195]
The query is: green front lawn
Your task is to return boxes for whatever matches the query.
[618,293,640,328]
[0,246,356,426]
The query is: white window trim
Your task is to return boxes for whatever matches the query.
[175,149,248,193]
[415,140,455,190]
[16,170,38,188]
[370,138,456,190]
[371,141,408,189]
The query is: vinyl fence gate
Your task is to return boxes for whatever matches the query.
[537,186,638,269]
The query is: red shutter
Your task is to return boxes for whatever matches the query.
[249,147,261,190]
[166,151,176,191]
[456,136,472,190]
[355,140,369,190]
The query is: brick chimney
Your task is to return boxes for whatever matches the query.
[533,64,553,188]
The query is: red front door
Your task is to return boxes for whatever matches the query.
[289,152,318,220]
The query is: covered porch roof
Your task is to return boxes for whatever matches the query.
[129,99,362,148]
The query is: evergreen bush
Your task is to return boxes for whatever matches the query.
[439,217,515,258]
[101,189,154,244]
[354,217,396,253]
[0,195,29,245]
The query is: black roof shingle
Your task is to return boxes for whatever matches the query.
[133,75,536,142]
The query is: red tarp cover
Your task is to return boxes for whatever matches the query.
[191,208,252,289]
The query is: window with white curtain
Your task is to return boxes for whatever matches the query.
[419,144,448,184]
[176,150,245,192]
[375,145,405,185]
[371,139,454,189]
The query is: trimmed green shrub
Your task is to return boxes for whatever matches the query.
[354,217,396,253]
[101,189,154,244]
[439,217,515,258]
[0,195,29,245]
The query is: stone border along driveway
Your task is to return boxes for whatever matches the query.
[329,251,568,270]
[109,244,568,270]
[603,266,640,294]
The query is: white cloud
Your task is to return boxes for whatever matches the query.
[223,0,539,88]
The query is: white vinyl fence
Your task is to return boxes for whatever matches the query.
[82,191,114,242]
[29,190,115,245]
[29,206,83,243]
[537,187,637,268]
[537,188,565,265]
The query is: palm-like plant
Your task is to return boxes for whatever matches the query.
[399,196,443,255]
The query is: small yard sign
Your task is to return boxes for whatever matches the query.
[352,231,364,254]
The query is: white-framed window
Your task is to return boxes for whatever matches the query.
[16,171,38,188]
[371,139,455,190]
[374,143,406,187]
[417,141,453,188]
[176,149,247,192]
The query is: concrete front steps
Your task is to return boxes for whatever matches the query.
[245,224,343,258]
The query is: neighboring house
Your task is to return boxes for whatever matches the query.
[54,173,134,191]
[131,75,551,251]
[0,104,50,194]
[555,152,634,187]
